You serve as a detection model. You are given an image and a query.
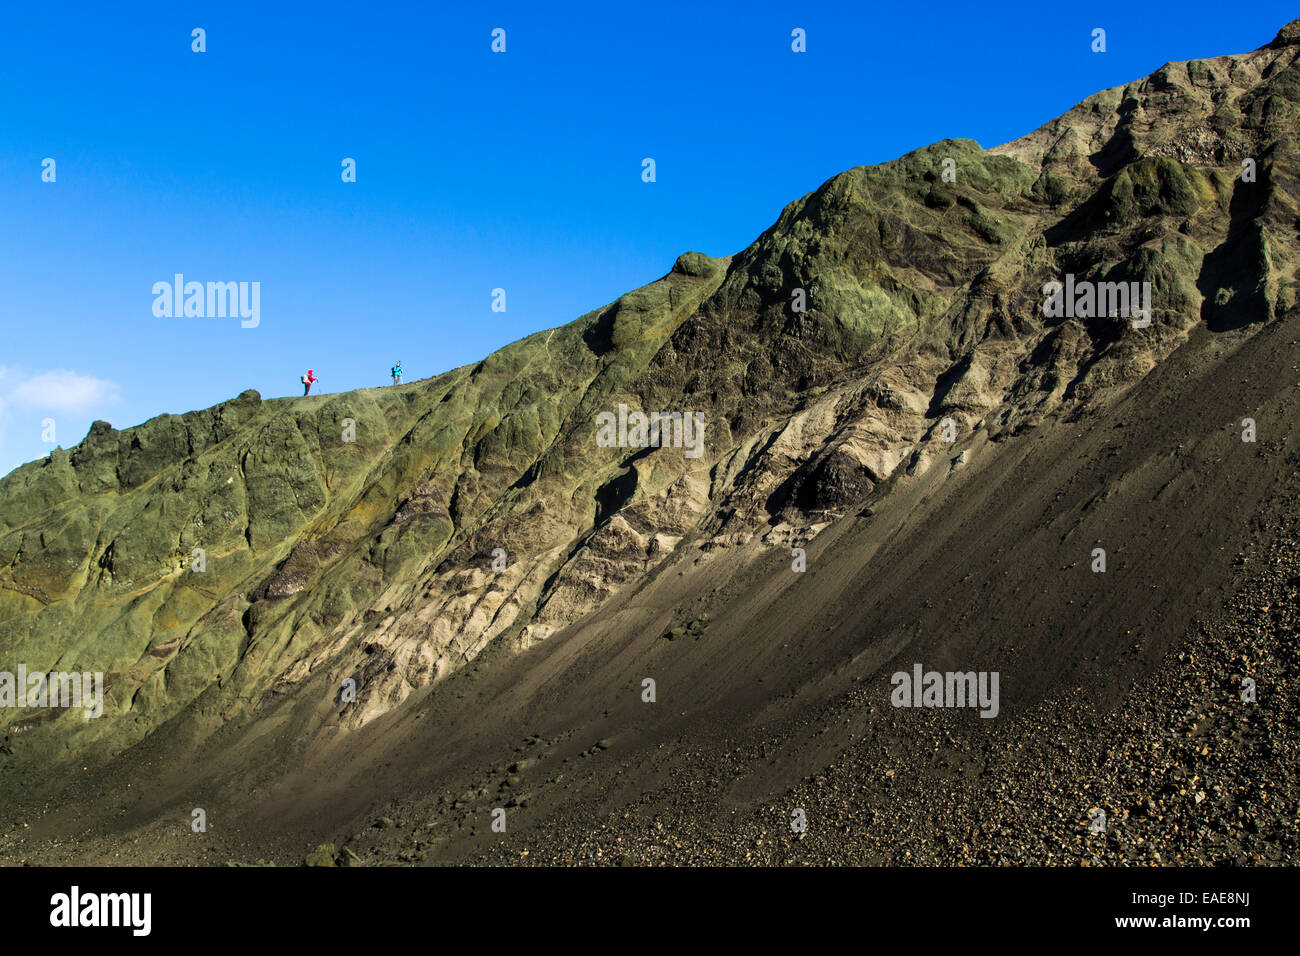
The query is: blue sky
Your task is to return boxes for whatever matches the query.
[0,0,1294,477]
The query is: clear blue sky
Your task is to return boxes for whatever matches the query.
[0,0,1293,477]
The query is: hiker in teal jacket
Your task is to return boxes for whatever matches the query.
[391,362,402,385]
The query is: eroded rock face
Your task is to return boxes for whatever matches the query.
[2,20,1299,780]
[800,450,877,512]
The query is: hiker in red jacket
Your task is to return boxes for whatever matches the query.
[301,369,318,395]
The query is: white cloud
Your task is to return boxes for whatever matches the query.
[8,369,121,412]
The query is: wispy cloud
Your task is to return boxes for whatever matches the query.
[7,369,121,412]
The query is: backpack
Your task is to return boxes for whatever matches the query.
[301,374,309,385]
